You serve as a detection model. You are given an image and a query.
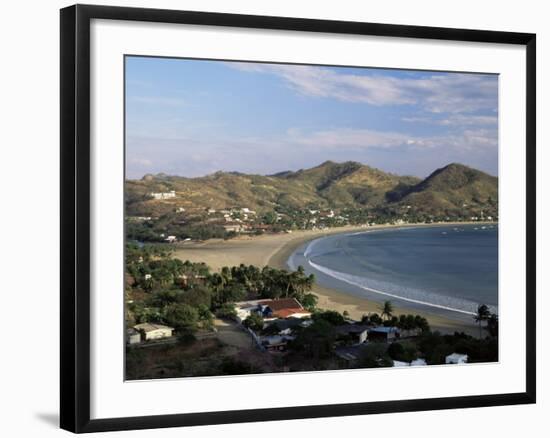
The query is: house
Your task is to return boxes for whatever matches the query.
[368,326,400,342]
[335,324,369,344]
[223,223,245,233]
[164,235,177,243]
[334,344,370,367]
[176,274,207,287]
[445,353,468,364]
[150,190,176,200]
[258,298,311,319]
[392,358,428,367]
[260,334,295,352]
[233,298,311,323]
[266,318,312,333]
[126,328,141,345]
[134,323,174,341]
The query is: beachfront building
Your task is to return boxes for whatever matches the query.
[233,298,311,323]
[261,298,311,319]
[335,324,369,345]
[445,353,469,364]
[134,323,174,341]
[150,190,176,200]
[368,326,400,342]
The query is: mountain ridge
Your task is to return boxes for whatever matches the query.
[127,161,498,219]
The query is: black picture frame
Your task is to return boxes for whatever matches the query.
[60,4,536,433]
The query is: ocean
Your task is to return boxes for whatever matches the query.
[288,224,498,319]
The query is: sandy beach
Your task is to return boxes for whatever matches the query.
[173,223,483,335]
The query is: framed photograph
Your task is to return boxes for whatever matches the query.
[60,4,536,433]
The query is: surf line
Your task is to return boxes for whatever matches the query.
[308,260,477,316]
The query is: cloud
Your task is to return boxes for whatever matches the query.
[288,128,415,150]
[229,62,497,113]
[402,114,498,127]
[293,127,496,152]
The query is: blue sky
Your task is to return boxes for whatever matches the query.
[125,56,498,179]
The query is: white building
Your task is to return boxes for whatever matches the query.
[134,323,174,341]
[126,328,141,344]
[150,190,176,200]
[164,235,177,243]
[446,353,468,364]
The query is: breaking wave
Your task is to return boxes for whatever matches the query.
[308,259,482,316]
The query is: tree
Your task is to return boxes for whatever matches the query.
[486,313,499,338]
[215,303,237,319]
[301,293,318,311]
[163,303,199,333]
[369,313,382,325]
[474,304,491,339]
[291,320,336,359]
[243,312,264,332]
[380,301,394,321]
[358,343,392,368]
[262,211,278,225]
[312,310,345,326]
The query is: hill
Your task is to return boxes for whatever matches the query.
[125,161,497,220]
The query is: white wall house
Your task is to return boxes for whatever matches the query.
[134,323,174,341]
[446,353,468,364]
[150,190,176,200]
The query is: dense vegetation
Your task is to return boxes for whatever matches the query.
[126,245,499,378]
[125,243,317,333]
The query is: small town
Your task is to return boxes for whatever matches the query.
[125,244,498,380]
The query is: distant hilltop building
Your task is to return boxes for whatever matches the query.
[149,190,176,200]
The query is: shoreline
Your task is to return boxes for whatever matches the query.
[174,222,494,336]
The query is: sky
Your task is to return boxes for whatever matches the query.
[125,56,498,179]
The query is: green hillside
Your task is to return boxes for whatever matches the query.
[125,161,497,220]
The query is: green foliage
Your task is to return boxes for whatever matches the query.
[301,293,318,311]
[262,211,278,225]
[312,310,346,326]
[290,319,336,359]
[417,331,498,365]
[243,312,264,332]
[358,343,392,368]
[368,313,383,325]
[396,314,430,332]
[388,341,418,362]
[380,300,394,320]
[214,303,237,319]
[163,303,199,332]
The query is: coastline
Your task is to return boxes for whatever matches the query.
[174,222,492,336]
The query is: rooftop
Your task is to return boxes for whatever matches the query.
[259,298,303,311]
[134,323,174,333]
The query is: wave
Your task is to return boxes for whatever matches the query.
[308,260,481,316]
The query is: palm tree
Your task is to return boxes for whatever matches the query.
[380,300,394,321]
[474,304,491,339]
